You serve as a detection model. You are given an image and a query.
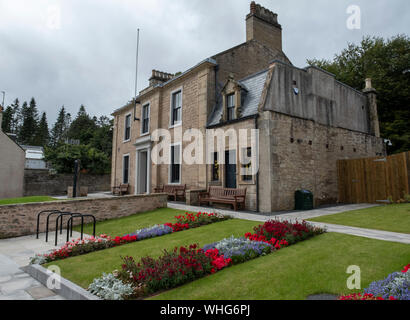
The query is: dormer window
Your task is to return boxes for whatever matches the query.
[226,93,236,121]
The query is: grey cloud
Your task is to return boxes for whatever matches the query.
[0,0,408,124]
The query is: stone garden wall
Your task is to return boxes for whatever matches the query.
[24,169,111,196]
[0,193,167,239]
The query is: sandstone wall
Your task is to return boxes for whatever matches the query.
[0,193,167,239]
[259,111,386,212]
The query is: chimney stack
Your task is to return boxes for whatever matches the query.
[246,2,282,51]
[149,70,175,87]
[362,78,380,137]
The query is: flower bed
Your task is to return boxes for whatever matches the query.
[88,220,325,300]
[30,212,228,265]
[339,264,410,300]
[105,245,232,299]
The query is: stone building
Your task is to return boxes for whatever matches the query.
[111,2,385,212]
[0,106,25,199]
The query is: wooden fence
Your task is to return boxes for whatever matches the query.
[337,151,410,204]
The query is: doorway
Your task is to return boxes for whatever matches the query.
[137,150,148,194]
[225,150,237,189]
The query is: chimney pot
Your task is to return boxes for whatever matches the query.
[365,78,373,89]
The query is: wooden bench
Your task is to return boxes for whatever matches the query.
[112,184,129,196]
[198,186,246,211]
[154,184,186,201]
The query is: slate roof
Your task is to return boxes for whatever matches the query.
[207,68,269,127]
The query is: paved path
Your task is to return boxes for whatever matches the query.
[0,231,86,300]
[168,202,410,245]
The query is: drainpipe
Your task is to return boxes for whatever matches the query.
[254,114,260,212]
[113,116,119,188]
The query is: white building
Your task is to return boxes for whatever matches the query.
[21,145,47,169]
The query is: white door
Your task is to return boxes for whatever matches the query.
[137,150,148,194]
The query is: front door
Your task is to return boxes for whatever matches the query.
[225,150,236,189]
[137,150,148,194]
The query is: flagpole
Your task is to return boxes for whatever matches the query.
[134,28,140,121]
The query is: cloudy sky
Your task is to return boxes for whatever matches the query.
[0,0,409,124]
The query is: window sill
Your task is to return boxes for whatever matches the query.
[169,123,182,130]
[140,132,150,138]
[123,139,131,143]
[239,179,255,185]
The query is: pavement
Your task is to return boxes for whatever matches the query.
[168,202,410,244]
[0,231,86,300]
[53,191,116,200]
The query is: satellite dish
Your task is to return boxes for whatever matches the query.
[293,87,299,95]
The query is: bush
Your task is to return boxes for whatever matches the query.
[167,212,230,231]
[251,220,325,245]
[364,264,410,300]
[117,244,230,298]
[203,236,273,264]
[88,273,134,300]
[125,224,173,240]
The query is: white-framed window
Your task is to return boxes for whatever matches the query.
[124,113,131,142]
[170,88,182,127]
[241,147,252,181]
[141,103,150,135]
[169,143,181,184]
[226,93,236,121]
[123,154,130,184]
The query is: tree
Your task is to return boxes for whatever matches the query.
[34,112,50,146]
[50,106,71,147]
[44,144,111,174]
[89,116,113,156]
[1,98,21,134]
[67,105,97,145]
[307,34,410,154]
[18,98,40,145]
[1,106,13,133]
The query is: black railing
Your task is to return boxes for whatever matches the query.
[36,210,96,246]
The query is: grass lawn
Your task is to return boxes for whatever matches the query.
[0,196,57,205]
[45,219,261,289]
[308,203,410,234]
[73,208,189,237]
[151,232,410,300]
[45,210,410,300]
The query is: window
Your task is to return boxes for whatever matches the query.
[211,152,219,181]
[124,114,131,141]
[241,147,252,181]
[170,144,181,183]
[171,90,182,126]
[123,155,130,184]
[142,104,150,134]
[226,93,235,121]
